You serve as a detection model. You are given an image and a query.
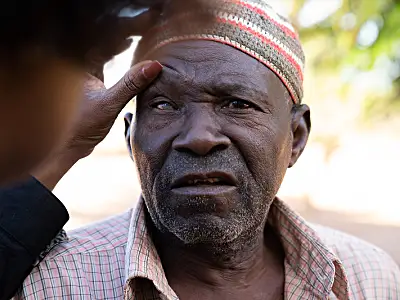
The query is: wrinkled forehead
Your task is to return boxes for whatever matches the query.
[142,40,264,82]
[140,40,259,71]
[135,40,291,107]
[146,39,248,68]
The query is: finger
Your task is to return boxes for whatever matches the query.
[103,60,163,113]
[83,72,106,92]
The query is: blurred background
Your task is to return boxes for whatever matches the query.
[55,0,400,262]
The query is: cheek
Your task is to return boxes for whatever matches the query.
[133,109,183,158]
[225,116,291,190]
[132,114,181,187]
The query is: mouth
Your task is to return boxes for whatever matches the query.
[170,172,238,215]
[171,172,237,189]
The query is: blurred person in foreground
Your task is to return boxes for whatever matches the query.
[14,0,400,299]
[0,1,164,299]
[0,1,164,183]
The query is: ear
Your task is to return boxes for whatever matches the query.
[289,104,311,168]
[124,112,134,160]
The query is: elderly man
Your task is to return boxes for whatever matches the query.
[14,0,400,299]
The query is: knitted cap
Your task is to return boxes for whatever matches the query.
[135,0,305,103]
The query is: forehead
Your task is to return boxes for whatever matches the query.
[140,40,290,103]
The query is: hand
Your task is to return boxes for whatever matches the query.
[67,60,162,158]
[32,60,163,190]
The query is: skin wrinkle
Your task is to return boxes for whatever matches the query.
[132,40,305,246]
[143,67,188,106]
[143,69,273,118]
[126,40,310,299]
[144,45,271,106]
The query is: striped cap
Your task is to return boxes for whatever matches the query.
[134,0,305,103]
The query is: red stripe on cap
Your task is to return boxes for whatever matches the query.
[217,16,303,80]
[238,0,299,39]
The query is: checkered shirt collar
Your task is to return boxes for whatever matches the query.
[123,197,351,300]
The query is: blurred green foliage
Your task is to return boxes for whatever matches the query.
[290,0,400,120]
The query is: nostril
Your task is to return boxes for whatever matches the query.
[175,147,197,156]
[174,142,229,157]
[208,144,229,155]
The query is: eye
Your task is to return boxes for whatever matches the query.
[151,101,176,111]
[222,98,257,110]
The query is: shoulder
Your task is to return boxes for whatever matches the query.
[45,209,132,259]
[12,211,133,299]
[312,224,400,296]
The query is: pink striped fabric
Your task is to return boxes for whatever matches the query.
[13,198,400,299]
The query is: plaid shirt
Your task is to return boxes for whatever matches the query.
[13,198,400,300]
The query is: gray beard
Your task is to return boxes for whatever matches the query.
[140,149,277,247]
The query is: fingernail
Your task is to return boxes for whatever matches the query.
[142,61,163,79]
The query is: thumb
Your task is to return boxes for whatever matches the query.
[103,60,163,112]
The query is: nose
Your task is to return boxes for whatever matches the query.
[172,110,231,156]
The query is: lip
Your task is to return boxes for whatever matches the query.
[171,172,238,190]
[171,185,237,197]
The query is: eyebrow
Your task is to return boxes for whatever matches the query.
[153,65,183,88]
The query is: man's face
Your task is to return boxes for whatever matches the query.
[126,41,310,245]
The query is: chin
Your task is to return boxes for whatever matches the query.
[145,180,269,246]
[164,213,245,245]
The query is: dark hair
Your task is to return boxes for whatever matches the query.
[0,0,137,64]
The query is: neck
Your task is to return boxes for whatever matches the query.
[148,215,284,293]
